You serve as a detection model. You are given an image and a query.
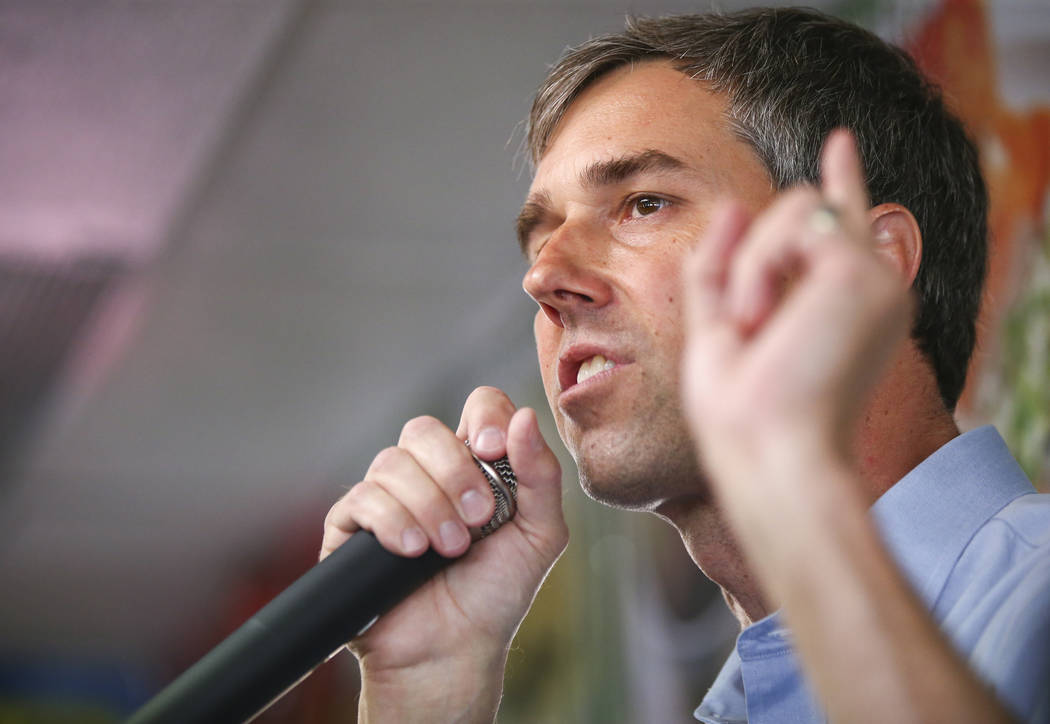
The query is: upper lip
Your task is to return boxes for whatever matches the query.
[557,342,628,392]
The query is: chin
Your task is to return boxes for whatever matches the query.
[577,468,661,511]
[572,431,706,512]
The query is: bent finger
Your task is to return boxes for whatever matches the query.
[456,386,518,459]
[727,187,822,331]
[397,416,495,529]
[368,442,475,558]
[320,479,428,560]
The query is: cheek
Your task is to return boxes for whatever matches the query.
[641,259,688,341]
[637,293,689,390]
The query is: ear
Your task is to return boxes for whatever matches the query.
[869,203,922,286]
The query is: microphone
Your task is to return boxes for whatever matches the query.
[128,452,517,724]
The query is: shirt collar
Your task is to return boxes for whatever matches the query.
[694,646,747,724]
[869,425,1034,609]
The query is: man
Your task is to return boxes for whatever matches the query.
[321,8,1050,722]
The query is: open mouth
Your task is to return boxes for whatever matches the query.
[559,348,622,393]
[575,354,616,384]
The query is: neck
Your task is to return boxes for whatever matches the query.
[655,346,960,630]
[851,348,960,502]
[653,496,771,628]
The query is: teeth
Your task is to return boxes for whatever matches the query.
[576,354,616,384]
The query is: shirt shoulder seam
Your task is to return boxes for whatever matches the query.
[929,492,1039,611]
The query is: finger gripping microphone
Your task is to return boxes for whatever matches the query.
[129,453,517,724]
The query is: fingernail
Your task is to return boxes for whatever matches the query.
[460,489,489,522]
[475,426,504,454]
[401,527,427,553]
[439,521,469,551]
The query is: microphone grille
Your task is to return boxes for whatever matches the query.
[469,453,518,539]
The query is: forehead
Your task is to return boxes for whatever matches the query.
[531,60,750,189]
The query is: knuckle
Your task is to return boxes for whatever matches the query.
[468,384,502,398]
[441,466,474,496]
[324,486,361,527]
[322,503,340,531]
[343,478,375,506]
[399,415,444,443]
[460,387,516,438]
[344,480,413,532]
[464,386,514,413]
[371,502,409,532]
[415,485,458,522]
[370,445,405,472]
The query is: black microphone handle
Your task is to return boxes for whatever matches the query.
[128,452,517,724]
[128,530,450,724]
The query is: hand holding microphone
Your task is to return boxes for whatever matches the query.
[131,388,567,724]
[329,390,568,721]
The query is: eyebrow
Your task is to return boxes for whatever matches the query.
[515,190,553,257]
[581,148,688,189]
[515,149,690,256]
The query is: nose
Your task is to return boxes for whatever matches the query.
[522,225,613,328]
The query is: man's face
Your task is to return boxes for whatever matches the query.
[519,61,774,509]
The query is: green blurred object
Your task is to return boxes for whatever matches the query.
[998,224,1050,489]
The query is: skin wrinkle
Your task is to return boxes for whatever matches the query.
[516,149,698,258]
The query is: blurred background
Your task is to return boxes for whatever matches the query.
[1,0,1047,721]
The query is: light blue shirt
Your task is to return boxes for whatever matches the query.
[695,426,1050,723]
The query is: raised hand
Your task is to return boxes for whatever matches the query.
[679,130,1016,724]
[680,129,913,502]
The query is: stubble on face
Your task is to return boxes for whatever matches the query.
[572,389,707,512]
[526,61,774,514]
[539,312,704,511]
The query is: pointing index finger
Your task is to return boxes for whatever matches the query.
[820,129,870,238]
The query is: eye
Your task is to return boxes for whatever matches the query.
[627,195,671,219]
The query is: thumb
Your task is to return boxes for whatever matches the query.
[505,407,565,538]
